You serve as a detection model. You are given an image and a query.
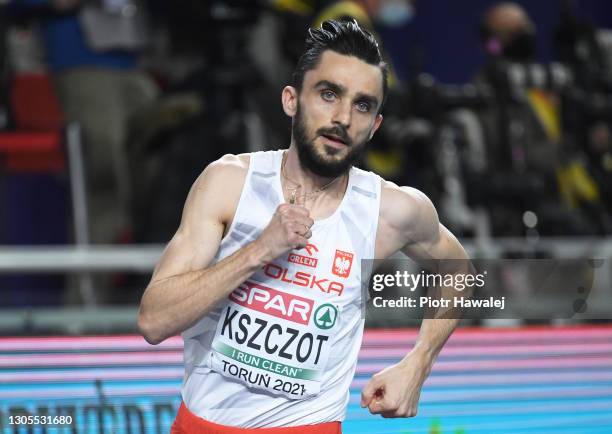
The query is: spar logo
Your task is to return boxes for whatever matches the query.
[230,281,314,325]
[332,250,354,278]
[314,303,338,330]
[288,243,318,268]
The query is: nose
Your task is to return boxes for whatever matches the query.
[331,100,351,129]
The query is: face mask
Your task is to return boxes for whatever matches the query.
[503,31,536,62]
[376,0,414,28]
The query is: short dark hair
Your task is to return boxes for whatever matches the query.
[292,19,388,113]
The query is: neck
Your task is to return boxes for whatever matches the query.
[283,145,348,195]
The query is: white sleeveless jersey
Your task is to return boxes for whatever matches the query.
[181,150,381,427]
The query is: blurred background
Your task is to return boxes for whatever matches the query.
[0,0,612,433]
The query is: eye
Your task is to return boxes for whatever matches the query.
[356,101,371,113]
[321,90,336,101]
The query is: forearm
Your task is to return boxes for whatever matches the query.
[411,316,460,364]
[138,240,270,344]
[409,262,473,364]
[393,313,460,394]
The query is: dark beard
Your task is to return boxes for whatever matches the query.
[292,104,367,178]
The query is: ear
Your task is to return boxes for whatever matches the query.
[282,86,299,117]
[369,114,384,140]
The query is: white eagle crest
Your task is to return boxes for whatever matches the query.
[334,256,350,274]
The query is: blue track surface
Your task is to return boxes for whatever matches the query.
[1,325,611,433]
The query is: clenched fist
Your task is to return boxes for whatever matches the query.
[361,351,432,418]
[256,204,314,261]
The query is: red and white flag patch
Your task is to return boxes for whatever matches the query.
[332,250,353,278]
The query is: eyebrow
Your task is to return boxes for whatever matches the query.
[314,80,379,109]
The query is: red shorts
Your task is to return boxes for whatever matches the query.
[171,402,342,434]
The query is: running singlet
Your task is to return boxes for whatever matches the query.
[181,150,381,427]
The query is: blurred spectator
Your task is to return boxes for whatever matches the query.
[0,7,10,132]
[314,0,413,32]
[465,2,603,236]
[8,0,159,245]
[128,1,263,244]
[553,3,612,233]
[1,5,68,306]
[480,1,537,62]
[584,122,612,216]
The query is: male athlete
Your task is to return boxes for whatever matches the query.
[138,19,469,433]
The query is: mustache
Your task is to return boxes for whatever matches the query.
[317,126,352,146]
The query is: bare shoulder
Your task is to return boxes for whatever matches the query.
[183,153,251,229]
[380,180,438,237]
[149,153,251,282]
[376,180,439,258]
[203,153,250,180]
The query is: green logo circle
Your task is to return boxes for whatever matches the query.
[314,304,338,330]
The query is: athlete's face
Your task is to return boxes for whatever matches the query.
[283,50,384,177]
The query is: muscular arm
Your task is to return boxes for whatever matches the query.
[364,183,471,417]
[397,188,470,364]
[137,154,314,345]
[137,155,264,344]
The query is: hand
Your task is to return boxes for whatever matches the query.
[256,204,314,260]
[360,351,432,418]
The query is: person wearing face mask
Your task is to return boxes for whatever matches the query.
[462,2,600,237]
[480,1,537,62]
